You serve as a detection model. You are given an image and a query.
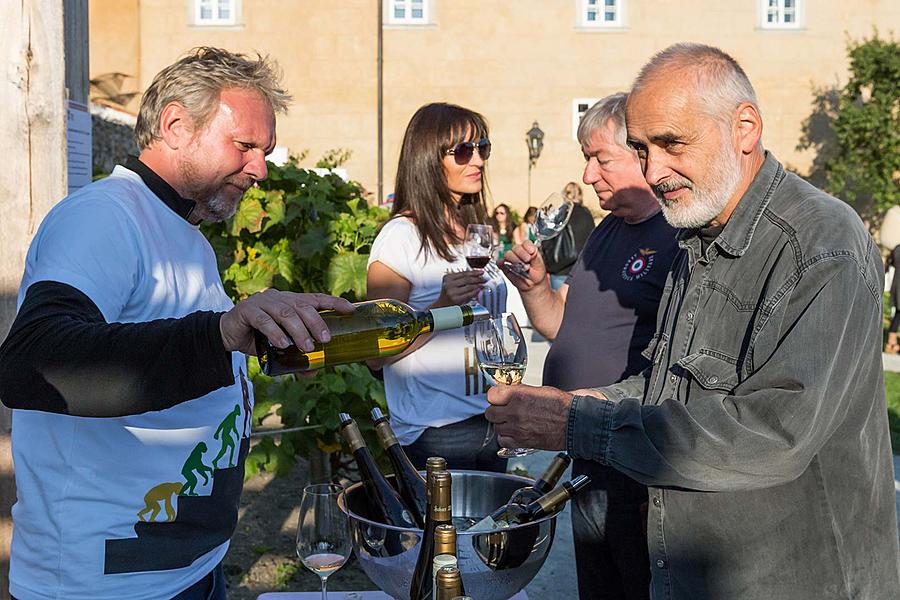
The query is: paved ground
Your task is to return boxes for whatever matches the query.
[519,330,900,599]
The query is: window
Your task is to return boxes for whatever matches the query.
[579,0,625,28]
[760,0,803,29]
[194,0,237,26]
[386,0,429,25]
[573,98,600,140]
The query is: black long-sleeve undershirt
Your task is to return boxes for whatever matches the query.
[0,281,235,417]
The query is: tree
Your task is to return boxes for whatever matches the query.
[804,32,900,227]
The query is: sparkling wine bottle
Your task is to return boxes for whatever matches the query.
[338,413,417,529]
[435,566,465,600]
[506,452,571,507]
[410,470,453,600]
[468,475,591,532]
[431,524,464,597]
[255,299,490,376]
[371,407,427,528]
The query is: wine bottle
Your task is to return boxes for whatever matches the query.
[506,452,571,507]
[432,524,464,598]
[409,470,453,600]
[425,456,447,491]
[256,299,491,376]
[338,413,417,529]
[372,407,427,528]
[468,475,591,532]
[435,566,465,600]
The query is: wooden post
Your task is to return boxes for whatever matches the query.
[0,2,87,596]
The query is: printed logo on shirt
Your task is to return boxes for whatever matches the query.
[621,248,657,282]
[104,368,254,575]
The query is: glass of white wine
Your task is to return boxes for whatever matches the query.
[474,312,534,457]
[296,483,351,600]
[506,191,575,278]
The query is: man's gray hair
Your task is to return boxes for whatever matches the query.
[134,47,292,150]
[632,43,759,124]
[576,93,629,149]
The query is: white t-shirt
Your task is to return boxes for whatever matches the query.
[367,217,507,445]
[10,166,252,600]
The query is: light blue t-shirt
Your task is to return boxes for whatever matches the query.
[10,166,252,600]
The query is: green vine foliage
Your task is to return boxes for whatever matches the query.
[800,32,900,228]
[202,157,390,478]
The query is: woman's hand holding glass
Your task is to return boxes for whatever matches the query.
[474,313,535,457]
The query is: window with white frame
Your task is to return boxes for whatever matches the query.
[386,0,429,25]
[760,0,803,29]
[573,98,600,140]
[580,0,625,28]
[194,0,237,26]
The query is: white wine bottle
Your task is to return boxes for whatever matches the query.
[435,566,465,600]
[255,299,490,376]
[506,452,571,507]
[371,407,427,528]
[410,470,453,600]
[468,475,591,532]
[431,524,464,598]
[338,413,418,529]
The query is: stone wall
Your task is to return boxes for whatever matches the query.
[91,106,137,175]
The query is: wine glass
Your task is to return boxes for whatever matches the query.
[296,483,351,600]
[464,223,495,269]
[474,312,534,457]
[506,192,575,278]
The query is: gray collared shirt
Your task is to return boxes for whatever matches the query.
[567,152,900,599]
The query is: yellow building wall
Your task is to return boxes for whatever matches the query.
[89,0,900,214]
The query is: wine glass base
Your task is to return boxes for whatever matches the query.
[497,447,538,458]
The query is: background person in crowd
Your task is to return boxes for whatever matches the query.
[492,202,518,256]
[885,243,900,353]
[514,206,538,245]
[366,102,508,472]
[0,47,355,600]
[487,43,900,599]
[502,93,680,600]
[543,181,595,289]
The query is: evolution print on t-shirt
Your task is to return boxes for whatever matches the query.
[103,368,254,574]
[621,248,658,282]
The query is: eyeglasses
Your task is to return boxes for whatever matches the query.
[445,138,491,165]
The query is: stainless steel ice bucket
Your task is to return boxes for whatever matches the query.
[338,470,556,600]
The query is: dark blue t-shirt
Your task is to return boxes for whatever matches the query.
[542,211,681,390]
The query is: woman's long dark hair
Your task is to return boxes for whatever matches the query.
[391,102,491,262]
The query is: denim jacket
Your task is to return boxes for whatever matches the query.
[567,152,900,599]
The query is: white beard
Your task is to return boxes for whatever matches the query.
[653,142,742,229]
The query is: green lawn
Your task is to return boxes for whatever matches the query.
[884,371,900,454]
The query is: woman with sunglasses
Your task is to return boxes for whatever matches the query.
[366,102,509,473]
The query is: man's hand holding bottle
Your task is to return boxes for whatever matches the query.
[219,289,356,356]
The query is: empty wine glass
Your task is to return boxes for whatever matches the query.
[464,223,495,269]
[474,312,534,457]
[296,483,351,600]
[507,192,575,278]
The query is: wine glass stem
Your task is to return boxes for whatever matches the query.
[320,575,329,600]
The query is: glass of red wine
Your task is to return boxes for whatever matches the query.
[464,224,495,269]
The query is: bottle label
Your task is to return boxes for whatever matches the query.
[429,306,465,331]
[466,514,497,532]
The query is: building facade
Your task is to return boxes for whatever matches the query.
[89,0,900,212]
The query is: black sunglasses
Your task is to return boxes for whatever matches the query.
[445,138,491,165]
